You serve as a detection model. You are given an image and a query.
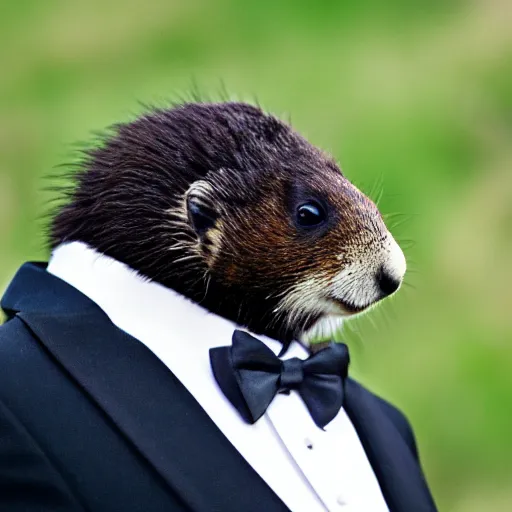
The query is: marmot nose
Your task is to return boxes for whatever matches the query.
[376,266,402,297]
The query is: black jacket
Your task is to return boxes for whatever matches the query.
[0,262,437,511]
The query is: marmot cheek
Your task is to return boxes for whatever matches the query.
[328,232,406,311]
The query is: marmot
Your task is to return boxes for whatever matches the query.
[51,101,406,345]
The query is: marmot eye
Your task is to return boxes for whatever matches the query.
[297,202,326,227]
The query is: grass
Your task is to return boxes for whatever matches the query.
[1,1,512,509]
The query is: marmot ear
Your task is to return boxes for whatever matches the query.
[185,180,219,238]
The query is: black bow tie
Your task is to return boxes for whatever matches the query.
[210,330,350,429]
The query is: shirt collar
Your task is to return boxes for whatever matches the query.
[47,241,309,360]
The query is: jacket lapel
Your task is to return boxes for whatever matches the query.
[344,379,437,512]
[2,263,289,512]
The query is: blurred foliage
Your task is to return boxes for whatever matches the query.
[1,0,511,510]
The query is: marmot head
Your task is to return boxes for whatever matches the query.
[51,102,406,344]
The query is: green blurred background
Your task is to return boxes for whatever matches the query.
[1,0,511,509]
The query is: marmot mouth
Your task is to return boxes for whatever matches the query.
[330,297,370,316]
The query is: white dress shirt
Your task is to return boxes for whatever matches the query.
[47,242,388,512]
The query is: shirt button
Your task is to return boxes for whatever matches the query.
[304,437,314,450]
[336,495,347,506]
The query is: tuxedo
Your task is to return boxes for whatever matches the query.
[0,251,437,511]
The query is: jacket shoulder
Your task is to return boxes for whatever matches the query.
[350,378,419,460]
[0,315,40,361]
[0,318,86,511]
[0,315,48,406]
[0,315,36,352]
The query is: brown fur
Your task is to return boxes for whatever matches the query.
[50,102,393,345]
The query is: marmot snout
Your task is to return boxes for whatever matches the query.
[51,102,406,343]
